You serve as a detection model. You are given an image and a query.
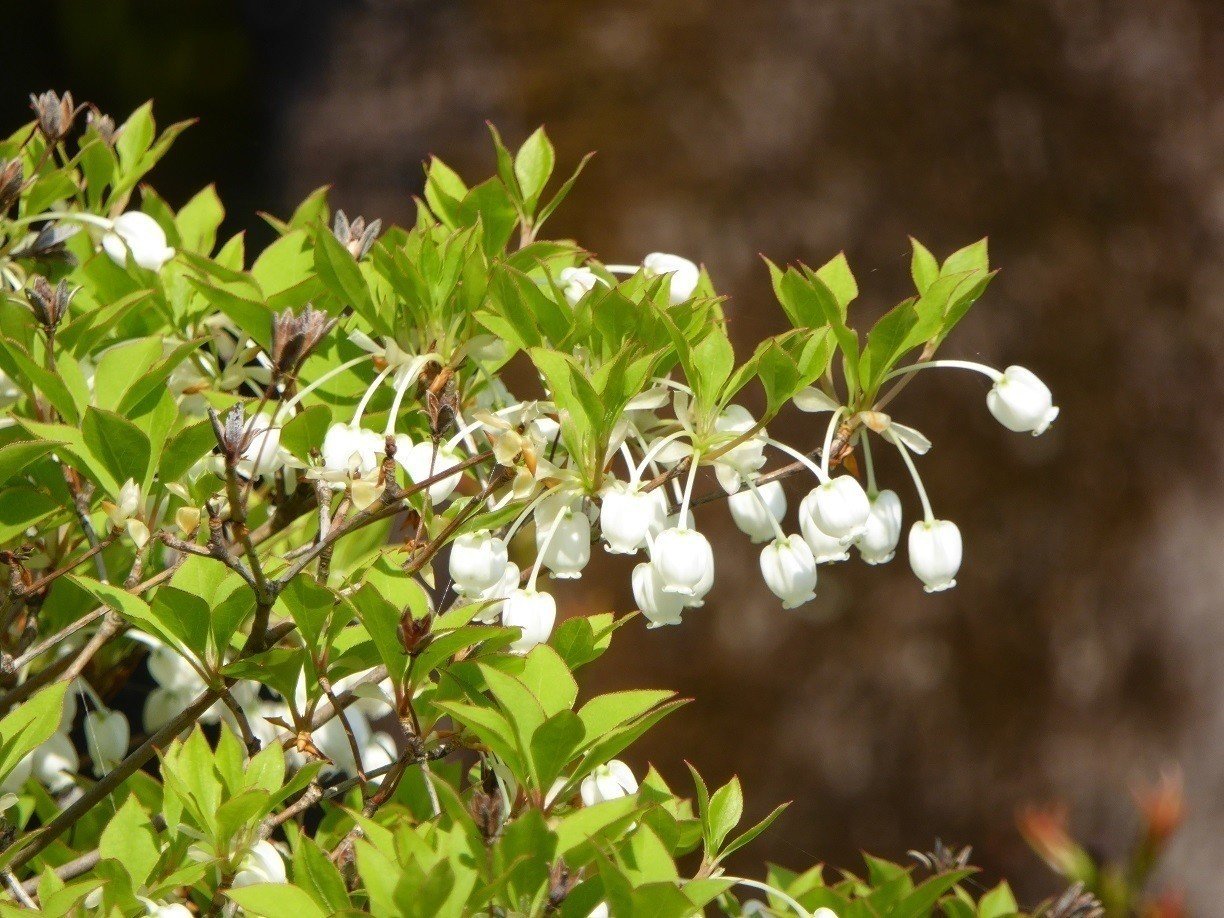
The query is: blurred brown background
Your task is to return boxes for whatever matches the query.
[8,0,1224,910]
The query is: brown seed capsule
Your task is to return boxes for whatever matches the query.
[270,305,334,377]
[28,91,79,143]
[86,108,116,145]
[332,209,382,259]
[0,160,22,214]
[397,611,432,656]
[26,276,76,330]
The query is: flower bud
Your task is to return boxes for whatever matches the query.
[397,440,464,504]
[798,491,850,563]
[631,562,686,628]
[332,210,382,259]
[536,501,591,579]
[643,252,700,304]
[449,530,509,595]
[32,731,79,794]
[101,211,176,271]
[807,475,870,541]
[84,708,129,776]
[987,365,1059,436]
[728,480,785,543]
[759,535,818,608]
[908,519,962,592]
[502,589,557,654]
[650,527,714,600]
[599,482,666,554]
[232,840,287,887]
[580,760,638,806]
[856,490,903,565]
[558,266,606,305]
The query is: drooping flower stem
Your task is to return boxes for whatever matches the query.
[762,437,828,484]
[820,406,846,478]
[889,430,934,523]
[678,451,701,529]
[861,430,878,498]
[745,476,787,543]
[882,358,1002,385]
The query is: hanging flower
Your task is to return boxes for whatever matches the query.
[232,840,287,888]
[472,562,521,624]
[806,475,871,542]
[908,519,962,592]
[650,527,714,601]
[558,266,607,305]
[642,253,700,304]
[397,440,465,504]
[104,478,150,548]
[101,211,175,271]
[759,535,818,608]
[84,708,129,777]
[580,760,639,806]
[631,562,687,628]
[502,589,557,654]
[449,530,510,595]
[535,493,592,578]
[321,422,383,478]
[987,365,1059,436]
[798,491,850,563]
[599,481,667,555]
[728,480,786,544]
[856,490,903,565]
[31,732,78,794]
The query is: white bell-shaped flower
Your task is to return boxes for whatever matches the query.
[987,365,1059,436]
[558,266,606,305]
[84,708,129,777]
[502,589,557,654]
[728,480,786,543]
[643,252,700,304]
[580,760,639,806]
[650,527,714,600]
[536,503,591,579]
[32,731,78,794]
[142,902,193,918]
[908,519,962,592]
[631,562,686,628]
[102,211,175,271]
[798,491,850,563]
[397,440,464,504]
[147,645,206,694]
[856,490,903,565]
[232,840,287,888]
[473,562,521,624]
[759,535,818,609]
[322,422,382,476]
[807,475,870,541]
[449,530,509,595]
[600,482,667,554]
[313,707,373,779]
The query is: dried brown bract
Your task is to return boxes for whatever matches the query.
[271,305,334,377]
[29,91,80,143]
[333,209,382,259]
[26,276,76,330]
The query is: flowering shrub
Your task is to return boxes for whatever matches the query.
[0,92,1072,915]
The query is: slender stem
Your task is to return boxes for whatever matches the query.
[528,510,567,591]
[603,263,640,274]
[632,430,689,483]
[383,367,416,436]
[889,431,934,523]
[678,452,700,529]
[350,365,393,427]
[8,211,112,231]
[861,430,878,498]
[275,354,371,418]
[819,407,846,478]
[762,437,827,483]
[881,358,1001,385]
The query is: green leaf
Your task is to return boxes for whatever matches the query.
[515,127,556,209]
[909,237,939,294]
[292,835,352,912]
[577,690,675,739]
[92,337,163,411]
[706,776,744,853]
[942,238,989,275]
[280,404,332,465]
[226,884,327,918]
[0,440,61,484]
[718,801,790,861]
[977,881,1019,918]
[0,682,66,787]
[530,710,584,789]
[815,252,858,310]
[81,407,153,493]
[98,796,160,887]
